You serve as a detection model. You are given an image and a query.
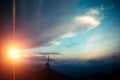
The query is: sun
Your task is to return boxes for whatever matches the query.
[9,48,20,59]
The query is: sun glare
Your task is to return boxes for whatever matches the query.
[10,48,20,59]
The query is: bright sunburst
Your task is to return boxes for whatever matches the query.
[9,48,20,59]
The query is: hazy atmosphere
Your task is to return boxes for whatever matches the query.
[15,0,120,60]
[1,0,120,80]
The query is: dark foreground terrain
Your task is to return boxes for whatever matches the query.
[1,63,120,80]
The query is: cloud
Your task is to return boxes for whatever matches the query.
[48,41,61,46]
[32,8,103,47]
[54,8,103,44]
[38,52,60,55]
[74,15,100,29]
[60,32,76,39]
[69,7,103,34]
[16,1,104,48]
[67,17,100,35]
[86,9,100,15]
[42,8,102,47]
[86,52,120,64]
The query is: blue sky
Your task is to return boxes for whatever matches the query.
[15,0,120,60]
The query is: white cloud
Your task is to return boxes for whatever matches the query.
[48,7,104,46]
[70,7,104,33]
[72,15,100,33]
[60,32,76,39]
[74,16,100,27]
[48,41,61,46]
[86,9,100,15]
[24,6,104,48]
[50,7,103,45]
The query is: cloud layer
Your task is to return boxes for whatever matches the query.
[16,0,104,49]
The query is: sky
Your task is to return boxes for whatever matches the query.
[1,1,120,79]
[1,0,120,60]
[15,0,120,60]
